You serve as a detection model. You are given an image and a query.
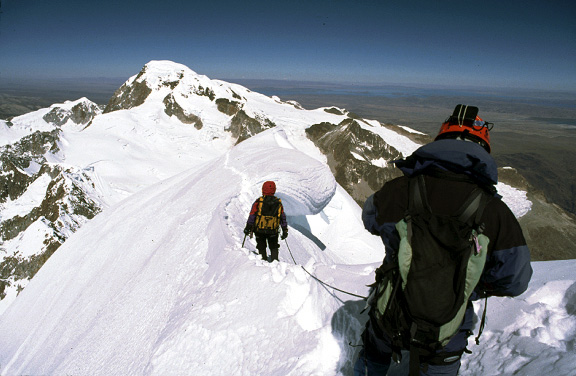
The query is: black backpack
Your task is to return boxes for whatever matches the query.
[367,174,491,374]
[254,196,282,235]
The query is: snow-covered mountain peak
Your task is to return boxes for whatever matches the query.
[105,60,242,113]
[137,60,202,84]
[2,97,101,144]
[131,60,223,98]
[42,97,102,127]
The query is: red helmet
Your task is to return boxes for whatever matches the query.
[435,104,493,153]
[262,181,276,196]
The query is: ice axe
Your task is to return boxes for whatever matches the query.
[241,231,253,248]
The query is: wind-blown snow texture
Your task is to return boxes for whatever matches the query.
[0,61,573,375]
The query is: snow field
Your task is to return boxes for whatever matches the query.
[460,260,576,375]
[496,182,532,218]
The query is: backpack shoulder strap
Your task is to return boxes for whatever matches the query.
[409,175,431,215]
[256,196,264,215]
[455,188,491,227]
[410,174,491,227]
[456,189,483,223]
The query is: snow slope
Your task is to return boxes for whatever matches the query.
[0,127,574,375]
[461,260,576,375]
[0,129,383,375]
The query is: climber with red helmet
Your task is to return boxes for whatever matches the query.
[244,181,288,262]
[354,105,532,375]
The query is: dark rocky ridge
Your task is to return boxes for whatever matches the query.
[43,100,101,126]
[306,118,404,204]
[0,128,101,299]
[228,110,277,144]
[104,78,152,113]
[163,94,203,129]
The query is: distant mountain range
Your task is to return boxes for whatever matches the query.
[1,60,575,313]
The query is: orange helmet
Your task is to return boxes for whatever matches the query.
[262,181,276,196]
[435,104,493,153]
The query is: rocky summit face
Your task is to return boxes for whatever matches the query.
[0,60,574,312]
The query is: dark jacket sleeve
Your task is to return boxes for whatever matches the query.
[477,199,533,298]
[246,199,260,226]
[363,194,400,257]
[478,244,532,297]
[362,194,380,235]
[280,202,288,231]
[362,178,407,263]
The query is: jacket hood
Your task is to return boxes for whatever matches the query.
[395,139,498,187]
[262,181,276,196]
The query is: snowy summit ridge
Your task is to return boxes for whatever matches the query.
[1,60,571,375]
[0,59,423,315]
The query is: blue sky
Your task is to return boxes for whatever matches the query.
[1,0,575,90]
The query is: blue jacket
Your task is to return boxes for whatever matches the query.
[363,139,532,298]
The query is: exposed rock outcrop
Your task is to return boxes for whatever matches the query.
[43,99,101,126]
[228,110,276,144]
[163,94,203,129]
[105,71,152,113]
[306,118,404,204]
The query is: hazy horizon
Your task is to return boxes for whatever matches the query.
[2,74,576,107]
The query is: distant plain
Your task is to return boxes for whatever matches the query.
[1,78,575,215]
[243,81,576,216]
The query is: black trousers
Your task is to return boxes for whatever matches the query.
[255,233,279,262]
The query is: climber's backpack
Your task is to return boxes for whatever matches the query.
[368,174,491,375]
[254,196,282,234]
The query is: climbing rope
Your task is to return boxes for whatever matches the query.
[283,239,367,300]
